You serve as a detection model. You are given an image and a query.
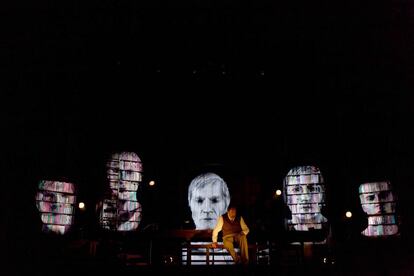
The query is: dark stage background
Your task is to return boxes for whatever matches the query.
[3,0,414,273]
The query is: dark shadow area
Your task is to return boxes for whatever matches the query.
[4,0,414,274]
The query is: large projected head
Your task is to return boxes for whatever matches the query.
[358,181,398,237]
[35,180,76,235]
[188,173,230,230]
[283,165,327,231]
[101,151,143,231]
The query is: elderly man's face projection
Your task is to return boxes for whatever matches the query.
[35,180,76,234]
[283,166,327,231]
[359,181,398,237]
[188,173,230,230]
[101,152,143,231]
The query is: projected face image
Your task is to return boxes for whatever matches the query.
[188,173,230,230]
[283,166,327,231]
[286,184,324,214]
[359,182,395,215]
[359,181,398,237]
[102,152,143,231]
[35,180,76,235]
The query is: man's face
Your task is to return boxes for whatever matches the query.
[359,182,396,215]
[190,181,227,229]
[286,183,325,222]
[227,208,237,220]
[35,181,75,234]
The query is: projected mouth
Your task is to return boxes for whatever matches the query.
[300,204,313,211]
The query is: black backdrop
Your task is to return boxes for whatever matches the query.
[3,0,414,269]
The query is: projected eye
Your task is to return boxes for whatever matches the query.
[378,191,391,201]
[307,185,321,193]
[196,198,204,204]
[365,194,376,202]
[210,197,219,204]
[292,186,302,193]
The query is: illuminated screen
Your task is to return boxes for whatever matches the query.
[283,166,328,232]
[100,152,143,231]
[188,173,230,230]
[358,181,398,237]
[35,180,76,234]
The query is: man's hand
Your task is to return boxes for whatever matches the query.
[211,242,218,248]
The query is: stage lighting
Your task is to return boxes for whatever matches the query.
[149,180,155,186]
[345,211,352,218]
[275,189,282,196]
[79,202,85,210]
